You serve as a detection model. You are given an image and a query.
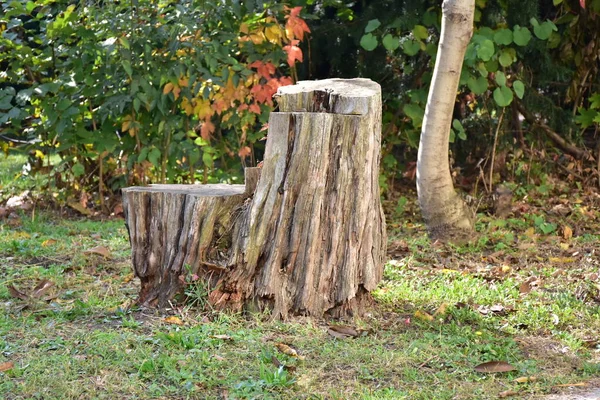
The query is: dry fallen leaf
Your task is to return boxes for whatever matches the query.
[414,310,434,322]
[68,201,92,216]
[514,376,537,383]
[42,239,57,247]
[7,285,29,301]
[455,302,469,309]
[524,227,536,238]
[211,334,232,341]
[553,382,588,388]
[563,225,573,240]
[0,361,14,372]
[113,203,124,216]
[489,304,506,313]
[31,279,54,299]
[434,302,449,316]
[271,356,297,372]
[327,325,359,339]
[549,257,575,264]
[519,281,532,294]
[163,316,184,325]
[474,361,516,373]
[84,246,111,259]
[275,343,305,360]
[499,390,519,398]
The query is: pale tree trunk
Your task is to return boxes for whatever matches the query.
[122,78,386,319]
[416,0,475,243]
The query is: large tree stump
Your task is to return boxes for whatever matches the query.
[122,78,386,319]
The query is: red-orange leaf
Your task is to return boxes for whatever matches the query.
[251,84,275,105]
[249,61,276,79]
[238,146,252,159]
[285,6,311,41]
[249,102,261,114]
[279,76,293,87]
[200,120,215,140]
[283,41,303,66]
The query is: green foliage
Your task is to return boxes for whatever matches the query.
[2,0,599,202]
[1,0,305,205]
[575,93,600,129]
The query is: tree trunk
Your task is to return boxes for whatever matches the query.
[122,78,386,319]
[416,0,475,243]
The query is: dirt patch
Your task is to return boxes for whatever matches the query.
[534,380,600,399]
[516,336,584,375]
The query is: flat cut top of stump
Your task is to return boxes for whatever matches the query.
[122,184,245,196]
[276,78,380,115]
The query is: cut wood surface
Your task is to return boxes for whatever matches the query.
[122,78,386,319]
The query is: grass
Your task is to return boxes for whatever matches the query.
[1,154,599,399]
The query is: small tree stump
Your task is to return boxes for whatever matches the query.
[122,78,386,318]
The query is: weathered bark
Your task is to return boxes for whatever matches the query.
[122,78,386,319]
[416,0,475,243]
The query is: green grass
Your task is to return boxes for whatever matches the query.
[1,155,600,399]
[0,154,57,204]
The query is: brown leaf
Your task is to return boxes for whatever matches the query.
[0,361,14,372]
[163,316,184,325]
[474,361,516,373]
[327,325,359,339]
[84,246,111,259]
[7,285,29,301]
[31,279,54,299]
[113,203,124,216]
[519,281,532,294]
[271,356,296,372]
[499,390,519,398]
[271,355,282,368]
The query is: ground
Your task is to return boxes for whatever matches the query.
[0,154,599,399]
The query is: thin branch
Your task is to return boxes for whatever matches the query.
[489,108,505,193]
[515,100,592,161]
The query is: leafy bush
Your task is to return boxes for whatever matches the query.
[1,0,309,208]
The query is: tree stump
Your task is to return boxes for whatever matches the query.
[122,78,386,319]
